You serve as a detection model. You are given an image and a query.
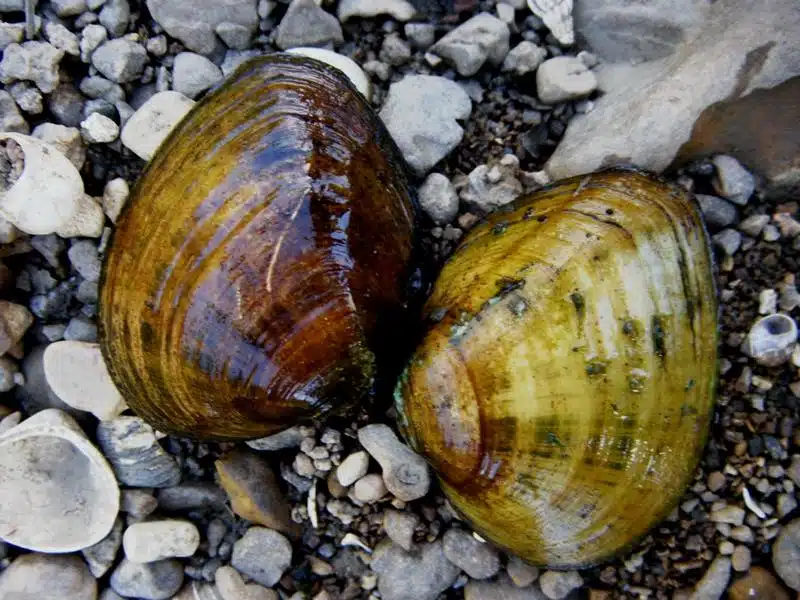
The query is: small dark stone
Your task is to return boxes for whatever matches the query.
[748,436,764,457]
[763,435,783,460]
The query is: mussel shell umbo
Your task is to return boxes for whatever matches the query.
[100,54,421,440]
[395,168,718,568]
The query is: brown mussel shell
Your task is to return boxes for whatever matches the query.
[395,168,718,568]
[100,55,420,440]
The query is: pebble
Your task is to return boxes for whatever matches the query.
[0,553,97,600]
[120,91,195,161]
[536,56,597,104]
[9,81,42,114]
[430,13,510,76]
[357,424,430,501]
[371,539,461,600]
[121,489,158,518]
[285,47,371,100]
[465,577,548,599]
[337,0,416,22]
[442,528,500,579]
[379,75,472,177]
[689,557,731,600]
[337,450,370,486]
[44,23,80,57]
[380,34,412,67]
[156,482,228,511]
[247,425,313,451]
[404,22,435,49]
[0,300,33,355]
[710,505,746,527]
[382,509,419,551]
[461,155,523,211]
[712,228,742,255]
[696,194,738,230]
[123,519,200,562]
[50,0,86,16]
[91,39,147,83]
[353,473,388,503]
[538,570,584,599]
[0,23,24,51]
[96,416,182,487]
[80,112,119,143]
[741,314,798,367]
[275,0,343,50]
[418,172,459,224]
[100,0,131,37]
[172,52,223,99]
[215,565,279,600]
[0,89,28,133]
[773,517,800,591]
[731,545,751,571]
[506,556,539,587]
[712,155,755,205]
[231,527,293,587]
[778,492,797,517]
[738,214,770,237]
[80,25,108,62]
[102,177,129,222]
[110,558,184,600]
[727,566,791,600]
[502,41,547,76]
[42,340,126,420]
[707,471,726,492]
[0,42,64,93]
[31,123,85,169]
[82,517,123,577]
[215,448,295,535]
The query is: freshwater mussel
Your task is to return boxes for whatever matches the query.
[395,169,718,567]
[99,54,420,440]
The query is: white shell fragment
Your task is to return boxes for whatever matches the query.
[42,340,128,421]
[286,47,372,101]
[527,0,574,46]
[741,313,798,367]
[742,487,767,519]
[120,91,195,161]
[0,408,120,552]
[0,133,84,235]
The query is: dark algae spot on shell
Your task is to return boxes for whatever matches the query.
[395,169,718,568]
[99,54,421,440]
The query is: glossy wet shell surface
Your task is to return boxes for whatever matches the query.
[100,55,417,440]
[395,169,718,567]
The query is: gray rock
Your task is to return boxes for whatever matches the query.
[231,527,293,587]
[461,155,523,211]
[380,34,412,67]
[0,42,64,93]
[30,236,67,269]
[442,528,500,579]
[47,83,84,127]
[689,556,731,600]
[465,577,547,600]
[545,0,800,181]
[506,556,540,587]
[50,0,87,17]
[696,194,737,230]
[80,76,126,102]
[383,509,419,551]
[220,48,262,76]
[64,316,98,342]
[574,0,711,62]
[379,75,472,176]
[536,56,597,104]
[81,112,120,143]
[372,539,461,600]
[99,0,131,37]
[246,425,313,451]
[80,24,108,62]
[44,23,80,57]
[773,518,800,591]
[0,553,97,600]
[712,228,742,256]
[430,13,510,76]
[172,52,223,99]
[418,172,459,224]
[96,416,182,487]
[146,0,258,55]
[110,558,184,600]
[216,21,253,49]
[91,39,148,83]
[357,423,430,501]
[0,22,24,50]
[9,81,42,114]
[712,155,755,205]
[539,571,583,599]
[0,89,29,133]
[404,22,435,49]
[31,121,85,168]
[121,489,158,518]
[502,41,547,76]
[338,0,415,22]
[100,590,125,600]
[68,240,102,282]
[123,519,201,562]
[275,0,342,50]
[82,516,123,578]
[156,482,228,511]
